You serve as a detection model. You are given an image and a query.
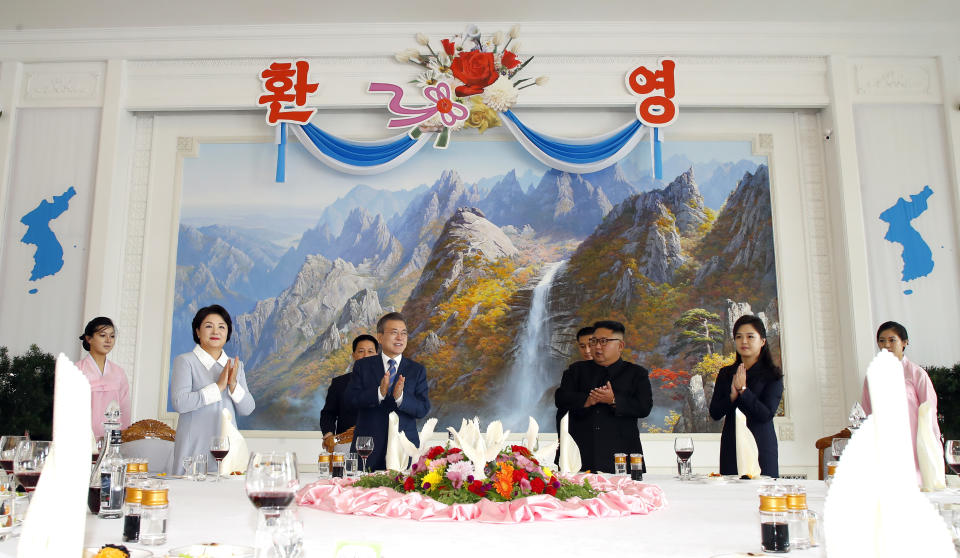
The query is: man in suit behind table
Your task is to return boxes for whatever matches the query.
[555,320,652,473]
[346,312,430,471]
[319,334,380,452]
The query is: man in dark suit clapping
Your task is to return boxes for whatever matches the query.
[346,312,430,471]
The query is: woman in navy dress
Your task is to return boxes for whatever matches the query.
[709,314,783,477]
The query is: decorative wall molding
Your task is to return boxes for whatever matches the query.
[851,58,941,104]
[19,62,104,107]
[776,420,795,442]
[796,111,846,434]
[115,115,153,379]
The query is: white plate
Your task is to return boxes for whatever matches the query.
[165,543,255,557]
[83,547,153,558]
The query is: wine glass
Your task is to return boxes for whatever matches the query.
[674,437,694,480]
[245,452,300,520]
[945,440,960,478]
[91,437,104,465]
[210,436,230,482]
[13,441,51,495]
[0,436,27,474]
[356,436,374,474]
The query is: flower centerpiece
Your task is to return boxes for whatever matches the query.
[354,444,599,505]
[376,24,547,147]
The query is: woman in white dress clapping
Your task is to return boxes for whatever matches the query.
[171,305,255,474]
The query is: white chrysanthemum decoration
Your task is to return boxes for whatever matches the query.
[482,75,519,112]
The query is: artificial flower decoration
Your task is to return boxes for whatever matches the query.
[371,24,546,147]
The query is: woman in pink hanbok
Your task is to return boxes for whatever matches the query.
[861,321,941,476]
[78,317,131,436]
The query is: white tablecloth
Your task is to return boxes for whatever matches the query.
[0,475,828,557]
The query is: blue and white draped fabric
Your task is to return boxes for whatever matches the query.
[276,111,662,181]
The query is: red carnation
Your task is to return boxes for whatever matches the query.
[468,480,486,496]
[450,51,498,97]
[510,445,531,457]
[441,38,456,56]
[512,469,528,483]
[501,50,520,69]
[530,477,545,494]
[403,476,415,491]
[447,448,462,454]
[426,446,445,459]
[545,485,557,496]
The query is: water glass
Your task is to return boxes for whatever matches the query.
[181,456,194,480]
[613,453,627,476]
[345,453,358,478]
[193,454,208,481]
[272,509,304,558]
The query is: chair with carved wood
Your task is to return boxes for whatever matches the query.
[815,428,851,480]
[121,419,177,474]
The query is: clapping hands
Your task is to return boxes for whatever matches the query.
[585,381,615,407]
[216,356,240,393]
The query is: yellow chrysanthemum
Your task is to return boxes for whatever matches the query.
[422,470,443,490]
[464,99,501,133]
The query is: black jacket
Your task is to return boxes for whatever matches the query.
[709,361,783,477]
[555,359,653,473]
[319,372,357,436]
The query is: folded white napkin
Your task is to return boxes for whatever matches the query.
[825,350,953,558]
[447,419,487,479]
[385,412,408,471]
[395,417,439,467]
[917,401,946,492]
[523,417,558,468]
[219,409,249,474]
[558,412,581,474]
[523,417,539,451]
[734,409,761,478]
[17,354,90,557]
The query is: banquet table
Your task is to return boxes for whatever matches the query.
[1,475,832,557]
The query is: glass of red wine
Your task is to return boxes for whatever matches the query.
[355,436,374,475]
[674,437,694,480]
[245,452,300,521]
[210,436,230,483]
[0,436,27,475]
[13,440,51,495]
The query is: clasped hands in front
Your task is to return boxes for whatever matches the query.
[584,381,615,407]
[215,356,240,393]
[379,371,405,399]
[729,363,747,401]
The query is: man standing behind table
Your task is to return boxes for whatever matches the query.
[346,312,430,471]
[554,326,595,460]
[554,320,652,473]
[320,334,380,453]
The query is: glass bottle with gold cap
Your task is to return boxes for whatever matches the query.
[785,484,810,550]
[139,480,168,545]
[758,484,789,553]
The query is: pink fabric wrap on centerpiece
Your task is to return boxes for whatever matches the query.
[296,474,667,523]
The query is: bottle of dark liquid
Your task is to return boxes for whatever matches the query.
[97,409,125,519]
[122,479,142,542]
[758,486,789,553]
[629,453,644,481]
[331,453,345,478]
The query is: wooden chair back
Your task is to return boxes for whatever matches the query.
[815,428,851,480]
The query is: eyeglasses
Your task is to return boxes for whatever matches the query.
[588,337,622,347]
[382,329,408,338]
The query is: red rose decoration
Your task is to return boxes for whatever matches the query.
[545,485,557,496]
[510,445,531,457]
[403,476,415,491]
[501,50,520,69]
[450,51,499,97]
[530,477,545,494]
[447,448,462,454]
[441,38,456,56]
[426,446,445,460]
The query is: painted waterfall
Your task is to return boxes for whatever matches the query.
[174,137,778,432]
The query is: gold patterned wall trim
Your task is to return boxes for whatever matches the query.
[122,419,176,443]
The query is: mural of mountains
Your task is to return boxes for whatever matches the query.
[173,140,776,432]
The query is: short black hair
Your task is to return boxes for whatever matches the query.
[377,312,406,333]
[192,304,233,345]
[877,321,909,344]
[79,317,115,351]
[592,320,625,335]
[576,326,596,340]
[352,334,380,353]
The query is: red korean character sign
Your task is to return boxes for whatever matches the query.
[258,60,319,126]
[625,58,677,127]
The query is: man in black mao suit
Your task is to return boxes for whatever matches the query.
[555,320,652,473]
[319,335,380,448]
[346,313,430,472]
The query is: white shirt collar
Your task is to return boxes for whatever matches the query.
[381,352,402,371]
[193,344,229,370]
